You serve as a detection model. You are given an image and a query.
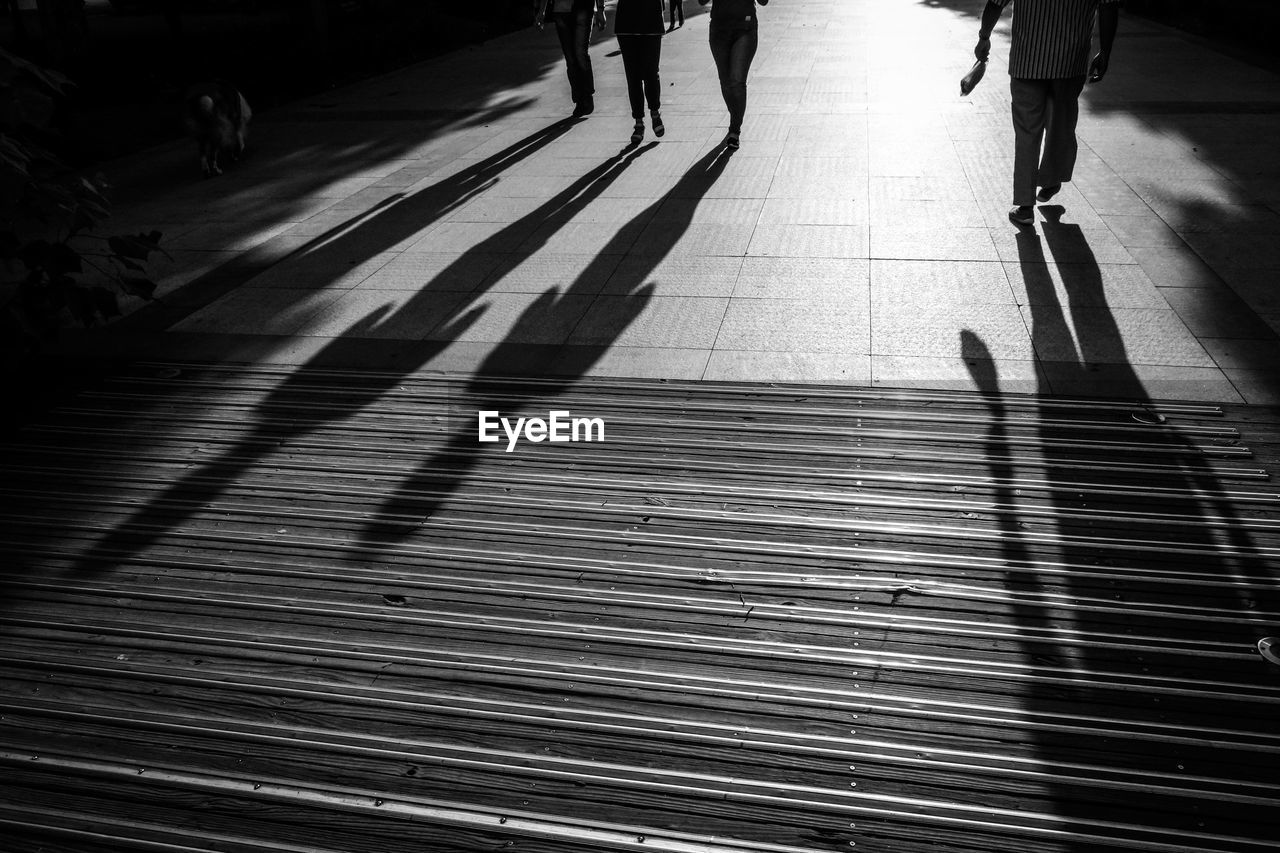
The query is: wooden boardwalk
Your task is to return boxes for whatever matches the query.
[1,361,1278,853]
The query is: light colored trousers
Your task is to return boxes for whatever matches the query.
[1010,76,1086,207]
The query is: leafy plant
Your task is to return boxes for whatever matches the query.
[1,47,163,360]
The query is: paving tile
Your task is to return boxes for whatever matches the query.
[446,194,569,224]
[1159,288,1280,339]
[714,297,869,353]
[747,225,869,258]
[991,226,1137,265]
[1075,182,1153,216]
[735,257,870,298]
[1217,268,1280,315]
[427,291,596,345]
[1022,306,1216,367]
[242,251,397,291]
[483,253,622,294]
[295,288,473,340]
[1101,215,1187,248]
[757,197,869,225]
[868,198,987,229]
[1129,246,1227,288]
[1040,362,1244,404]
[92,0,1280,401]
[569,295,730,349]
[356,252,505,292]
[519,221,652,255]
[170,287,342,336]
[1182,233,1280,270]
[705,351,872,383]
[1223,369,1280,405]
[668,175,776,199]
[1004,262,1166,308]
[871,354,1044,394]
[605,256,744,297]
[870,227,1000,261]
[872,302,1034,360]
[551,346,712,381]
[1197,337,1280,371]
[632,222,756,256]
[765,174,865,199]
[167,221,296,252]
[653,198,766,224]
[406,221,539,254]
[872,260,1014,306]
[144,250,241,301]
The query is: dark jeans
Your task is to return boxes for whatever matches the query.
[1010,76,1086,206]
[669,0,683,27]
[617,34,662,119]
[708,18,758,134]
[553,7,595,104]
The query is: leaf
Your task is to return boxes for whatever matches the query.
[109,234,160,261]
[19,239,51,271]
[89,287,120,319]
[116,256,143,272]
[45,242,81,275]
[0,49,74,95]
[64,285,97,327]
[119,277,158,300]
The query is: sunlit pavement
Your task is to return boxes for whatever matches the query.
[92,0,1280,403]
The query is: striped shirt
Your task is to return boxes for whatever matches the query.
[994,0,1121,79]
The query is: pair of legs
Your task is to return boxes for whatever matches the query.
[553,5,596,113]
[708,18,758,144]
[668,0,683,30]
[617,34,662,121]
[1010,75,1086,207]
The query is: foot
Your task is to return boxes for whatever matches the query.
[572,96,595,117]
[725,130,740,150]
[631,120,645,146]
[651,111,665,137]
[1008,205,1035,227]
[1036,183,1062,202]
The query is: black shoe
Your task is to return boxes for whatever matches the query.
[1036,183,1062,202]
[1008,205,1035,227]
[725,130,740,150]
[572,96,595,117]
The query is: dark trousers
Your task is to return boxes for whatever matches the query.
[709,19,758,134]
[669,0,683,27]
[1010,75,1086,206]
[553,7,595,104]
[617,34,662,119]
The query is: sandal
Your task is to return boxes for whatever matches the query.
[725,130,740,150]
[652,111,665,137]
[631,120,644,146]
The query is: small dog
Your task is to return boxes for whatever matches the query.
[183,81,252,177]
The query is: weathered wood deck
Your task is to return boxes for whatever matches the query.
[1,361,1278,852]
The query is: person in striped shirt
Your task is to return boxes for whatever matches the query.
[974,0,1121,226]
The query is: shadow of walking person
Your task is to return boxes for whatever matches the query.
[954,224,1279,850]
[68,122,653,576]
[351,144,739,556]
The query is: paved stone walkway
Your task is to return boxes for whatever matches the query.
[91,0,1280,402]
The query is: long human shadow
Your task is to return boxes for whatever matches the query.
[350,144,739,555]
[69,122,655,575]
[963,224,1277,850]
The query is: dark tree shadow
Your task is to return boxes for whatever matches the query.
[962,224,1279,850]
[351,144,739,556]
[68,119,658,574]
